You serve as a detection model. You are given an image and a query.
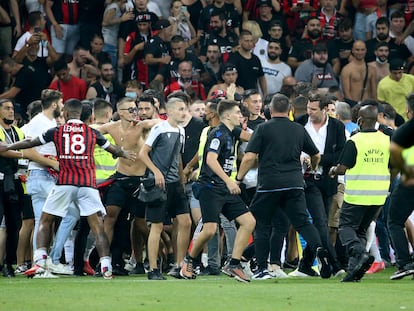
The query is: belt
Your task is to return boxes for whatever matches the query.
[0,172,20,180]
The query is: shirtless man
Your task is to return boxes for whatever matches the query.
[368,41,390,84]
[341,40,377,103]
[97,98,159,254]
[207,64,244,100]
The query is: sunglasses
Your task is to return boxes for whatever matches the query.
[120,107,138,113]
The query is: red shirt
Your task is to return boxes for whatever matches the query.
[49,76,87,102]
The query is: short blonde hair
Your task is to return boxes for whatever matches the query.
[242,21,263,41]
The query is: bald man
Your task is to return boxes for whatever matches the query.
[340,41,377,104]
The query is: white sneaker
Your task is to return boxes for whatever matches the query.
[288,269,311,277]
[47,258,73,275]
[33,270,59,278]
[268,266,288,279]
[252,269,273,280]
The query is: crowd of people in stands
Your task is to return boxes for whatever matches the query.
[0,0,414,282]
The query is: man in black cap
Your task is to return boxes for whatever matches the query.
[207,63,244,99]
[123,12,153,86]
[118,0,159,79]
[378,58,414,121]
[294,43,338,90]
[144,19,174,85]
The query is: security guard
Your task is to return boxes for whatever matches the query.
[329,104,390,282]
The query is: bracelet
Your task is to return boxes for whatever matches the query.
[235,176,243,182]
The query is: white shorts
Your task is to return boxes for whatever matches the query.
[42,185,106,217]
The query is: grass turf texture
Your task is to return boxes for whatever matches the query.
[0,268,412,311]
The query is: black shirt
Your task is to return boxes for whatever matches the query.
[328,38,354,69]
[119,10,158,40]
[200,31,239,57]
[247,116,265,131]
[199,123,240,187]
[392,118,414,148]
[227,52,264,90]
[158,53,206,84]
[183,117,205,167]
[289,38,325,63]
[144,36,171,83]
[14,65,44,116]
[365,38,411,63]
[245,117,319,190]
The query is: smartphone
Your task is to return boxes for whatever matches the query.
[34,26,41,33]
[181,6,187,14]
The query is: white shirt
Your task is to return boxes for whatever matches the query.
[259,57,292,94]
[22,112,57,170]
[304,115,329,156]
[14,31,49,57]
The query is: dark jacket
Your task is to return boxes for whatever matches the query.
[296,114,346,196]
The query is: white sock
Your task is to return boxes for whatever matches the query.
[100,256,112,273]
[34,249,47,267]
[370,240,382,262]
[365,222,376,252]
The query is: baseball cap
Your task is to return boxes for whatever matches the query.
[222,63,237,74]
[256,0,272,7]
[153,19,171,30]
[136,12,151,23]
[211,89,227,99]
[389,58,405,71]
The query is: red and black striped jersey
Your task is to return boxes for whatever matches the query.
[40,120,109,188]
[52,0,79,25]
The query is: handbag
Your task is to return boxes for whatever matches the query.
[135,135,180,203]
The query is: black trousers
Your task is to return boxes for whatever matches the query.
[250,189,322,270]
[339,202,381,270]
[305,181,339,267]
[388,184,414,268]
[0,179,23,266]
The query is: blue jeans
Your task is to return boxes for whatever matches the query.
[27,170,56,251]
[353,13,367,41]
[50,204,80,264]
[103,43,118,71]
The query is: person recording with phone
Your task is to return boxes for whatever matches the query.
[13,11,51,63]
[169,1,197,48]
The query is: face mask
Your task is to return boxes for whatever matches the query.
[125,91,137,99]
[3,118,14,125]
[376,57,387,65]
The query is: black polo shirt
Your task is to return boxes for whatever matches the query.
[245,117,319,190]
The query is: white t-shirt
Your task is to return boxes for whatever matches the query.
[14,31,49,57]
[259,57,292,94]
[22,112,57,170]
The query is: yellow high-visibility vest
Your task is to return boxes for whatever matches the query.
[344,131,390,206]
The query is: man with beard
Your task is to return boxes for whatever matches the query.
[138,94,158,120]
[207,63,244,99]
[365,17,411,63]
[288,17,324,71]
[341,41,377,105]
[294,43,338,91]
[86,61,125,111]
[368,42,390,84]
[259,39,292,94]
[199,10,238,63]
[21,90,72,275]
[228,30,267,94]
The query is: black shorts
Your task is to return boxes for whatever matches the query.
[105,172,146,218]
[199,185,249,223]
[22,194,34,220]
[146,181,189,223]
